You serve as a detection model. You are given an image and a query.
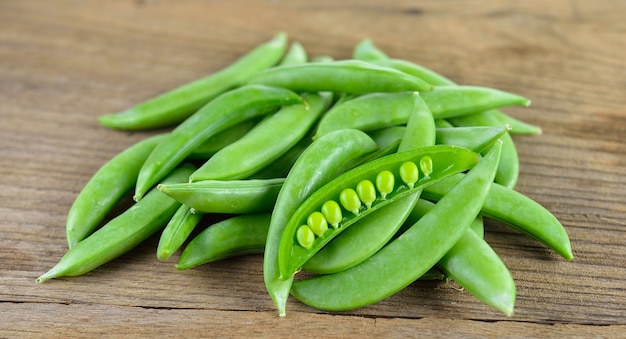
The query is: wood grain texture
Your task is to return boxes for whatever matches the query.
[1,0,625,337]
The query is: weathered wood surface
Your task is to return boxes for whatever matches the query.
[1,0,625,337]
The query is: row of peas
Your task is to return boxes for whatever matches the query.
[37,32,572,318]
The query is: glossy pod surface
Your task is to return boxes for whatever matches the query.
[278,145,482,279]
[264,129,379,317]
[290,142,502,311]
[98,32,288,130]
[247,60,433,94]
[134,84,303,201]
[158,178,285,214]
[37,164,195,282]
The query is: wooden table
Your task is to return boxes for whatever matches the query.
[2,1,625,337]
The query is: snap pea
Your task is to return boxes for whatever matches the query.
[489,109,542,135]
[422,173,573,260]
[278,145,481,280]
[189,92,332,181]
[187,119,258,160]
[264,129,379,317]
[246,60,433,94]
[406,199,516,316]
[176,213,272,270]
[134,84,303,201]
[448,111,520,188]
[302,97,436,275]
[37,164,195,282]
[158,178,285,214]
[156,204,204,261]
[314,88,529,137]
[250,129,313,179]
[279,41,308,66]
[98,32,288,130]
[66,133,166,249]
[290,142,501,311]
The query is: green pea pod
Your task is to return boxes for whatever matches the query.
[264,129,379,317]
[98,32,288,130]
[315,89,529,137]
[156,204,204,261]
[422,173,573,260]
[187,119,258,160]
[279,41,308,66]
[250,129,313,179]
[406,199,516,316]
[158,178,285,214]
[435,125,509,154]
[134,84,303,201]
[290,142,502,312]
[37,164,195,282]
[189,92,333,181]
[487,109,542,135]
[278,145,481,280]
[176,213,272,270]
[66,134,167,249]
[448,111,520,188]
[247,60,433,94]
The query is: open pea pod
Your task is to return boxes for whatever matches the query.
[278,145,482,279]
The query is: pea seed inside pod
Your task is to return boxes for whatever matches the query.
[420,156,433,178]
[375,170,395,199]
[307,211,329,237]
[296,225,315,249]
[356,179,376,209]
[321,200,343,229]
[339,188,362,216]
[399,161,419,188]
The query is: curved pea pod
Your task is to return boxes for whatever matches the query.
[65,134,166,249]
[37,164,195,282]
[246,60,433,94]
[436,125,509,154]
[278,145,483,280]
[157,178,284,214]
[189,92,333,181]
[134,84,303,201]
[290,142,502,311]
[264,129,379,317]
[489,109,542,135]
[176,213,272,270]
[302,191,420,274]
[407,199,516,316]
[156,204,204,261]
[279,41,308,66]
[448,110,520,188]
[251,130,313,179]
[422,173,573,260]
[187,119,258,160]
[98,32,288,130]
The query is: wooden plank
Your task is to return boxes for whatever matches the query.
[1,0,625,336]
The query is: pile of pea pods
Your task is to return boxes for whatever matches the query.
[37,32,573,317]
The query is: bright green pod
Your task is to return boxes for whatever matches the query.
[435,125,509,154]
[339,188,362,216]
[279,41,308,66]
[399,161,419,188]
[422,173,573,260]
[37,164,195,282]
[321,200,343,229]
[404,199,515,315]
[247,60,433,94]
[157,178,284,214]
[307,211,329,237]
[156,204,204,262]
[264,129,379,317]
[189,92,332,181]
[187,119,258,160]
[65,133,166,249]
[290,142,502,312]
[98,32,288,130]
[176,213,271,270]
[278,145,482,281]
[134,84,303,201]
[375,170,395,199]
[489,109,542,135]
